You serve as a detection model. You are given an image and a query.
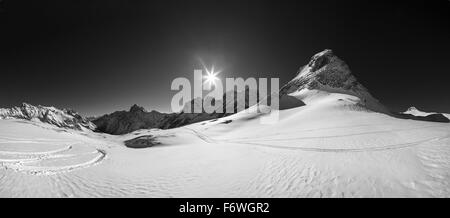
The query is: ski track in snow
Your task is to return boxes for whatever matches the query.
[184,127,450,153]
[0,140,107,175]
[226,124,447,142]
[225,136,446,153]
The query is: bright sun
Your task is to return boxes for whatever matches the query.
[204,66,220,87]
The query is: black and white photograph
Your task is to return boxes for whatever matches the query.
[1,0,450,203]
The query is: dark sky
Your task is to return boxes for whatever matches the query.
[0,0,449,116]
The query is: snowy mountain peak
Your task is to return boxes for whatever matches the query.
[0,103,96,131]
[406,107,419,113]
[280,49,388,113]
[401,106,450,122]
[282,49,362,94]
[403,106,441,117]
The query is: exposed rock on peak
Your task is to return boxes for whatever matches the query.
[308,49,334,72]
[280,49,388,113]
[281,49,363,95]
[0,103,95,130]
[129,104,146,113]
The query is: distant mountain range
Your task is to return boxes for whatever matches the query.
[1,49,448,134]
[0,103,95,131]
[93,88,261,134]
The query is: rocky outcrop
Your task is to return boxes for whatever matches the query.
[124,135,161,148]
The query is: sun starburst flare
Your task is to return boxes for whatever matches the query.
[203,65,221,87]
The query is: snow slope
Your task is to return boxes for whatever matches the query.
[1,50,450,197]
[1,98,450,197]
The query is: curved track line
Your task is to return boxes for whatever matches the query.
[183,127,216,143]
[0,141,108,175]
[226,125,448,142]
[3,150,107,175]
[222,123,397,141]
[224,137,445,153]
[0,145,72,156]
[185,127,450,153]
